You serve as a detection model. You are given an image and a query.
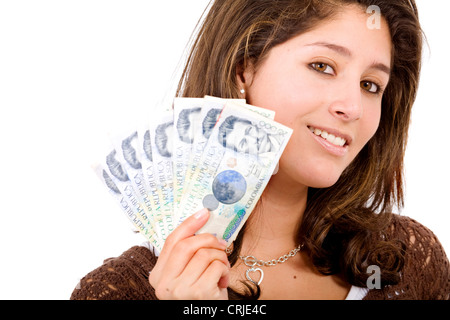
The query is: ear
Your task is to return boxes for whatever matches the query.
[236,60,255,96]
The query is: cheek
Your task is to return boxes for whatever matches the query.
[246,65,316,125]
[278,146,343,188]
[276,131,342,188]
[359,107,382,147]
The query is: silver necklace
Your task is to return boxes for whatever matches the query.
[230,244,304,286]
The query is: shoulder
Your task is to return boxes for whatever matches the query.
[389,214,448,266]
[389,214,441,241]
[365,214,449,300]
[70,245,159,300]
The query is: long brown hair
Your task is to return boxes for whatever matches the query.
[177,0,423,298]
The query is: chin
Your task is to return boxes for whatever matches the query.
[307,177,340,189]
[277,155,346,189]
[301,164,344,189]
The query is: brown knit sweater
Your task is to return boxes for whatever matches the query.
[71,215,449,300]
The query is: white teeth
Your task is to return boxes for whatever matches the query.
[309,126,346,147]
[335,137,345,147]
[327,134,336,144]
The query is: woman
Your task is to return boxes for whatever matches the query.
[72,0,449,300]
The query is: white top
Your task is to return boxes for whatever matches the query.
[345,285,369,300]
[140,242,369,300]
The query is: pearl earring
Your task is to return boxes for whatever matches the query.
[240,89,245,94]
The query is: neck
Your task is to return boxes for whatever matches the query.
[242,168,308,258]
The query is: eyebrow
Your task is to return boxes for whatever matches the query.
[369,62,391,76]
[306,41,352,57]
[306,41,391,76]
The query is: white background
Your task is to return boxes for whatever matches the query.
[0,1,448,300]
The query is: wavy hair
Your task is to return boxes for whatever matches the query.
[176,0,423,299]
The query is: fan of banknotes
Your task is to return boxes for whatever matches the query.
[93,96,293,252]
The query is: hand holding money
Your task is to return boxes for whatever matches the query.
[93,96,292,252]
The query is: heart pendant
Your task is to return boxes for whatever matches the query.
[245,267,264,286]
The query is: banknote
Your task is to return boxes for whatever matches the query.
[108,127,170,248]
[108,129,154,216]
[92,160,162,251]
[178,100,293,243]
[93,96,291,248]
[172,98,204,219]
[135,123,172,243]
[148,109,176,238]
[182,96,275,215]
[180,96,243,223]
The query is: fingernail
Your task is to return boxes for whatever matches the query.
[194,208,208,219]
[218,239,228,247]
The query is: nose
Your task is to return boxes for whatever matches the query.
[328,84,363,122]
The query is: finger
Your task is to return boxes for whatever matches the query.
[180,247,230,286]
[159,208,210,261]
[195,260,230,299]
[150,208,211,288]
[158,233,227,283]
[218,273,230,289]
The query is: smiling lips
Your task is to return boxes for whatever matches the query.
[308,126,348,147]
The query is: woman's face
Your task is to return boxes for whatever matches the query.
[241,6,392,188]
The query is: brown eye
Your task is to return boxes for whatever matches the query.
[314,63,327,72]
[360,81,378,93]
[311,62,334,75]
